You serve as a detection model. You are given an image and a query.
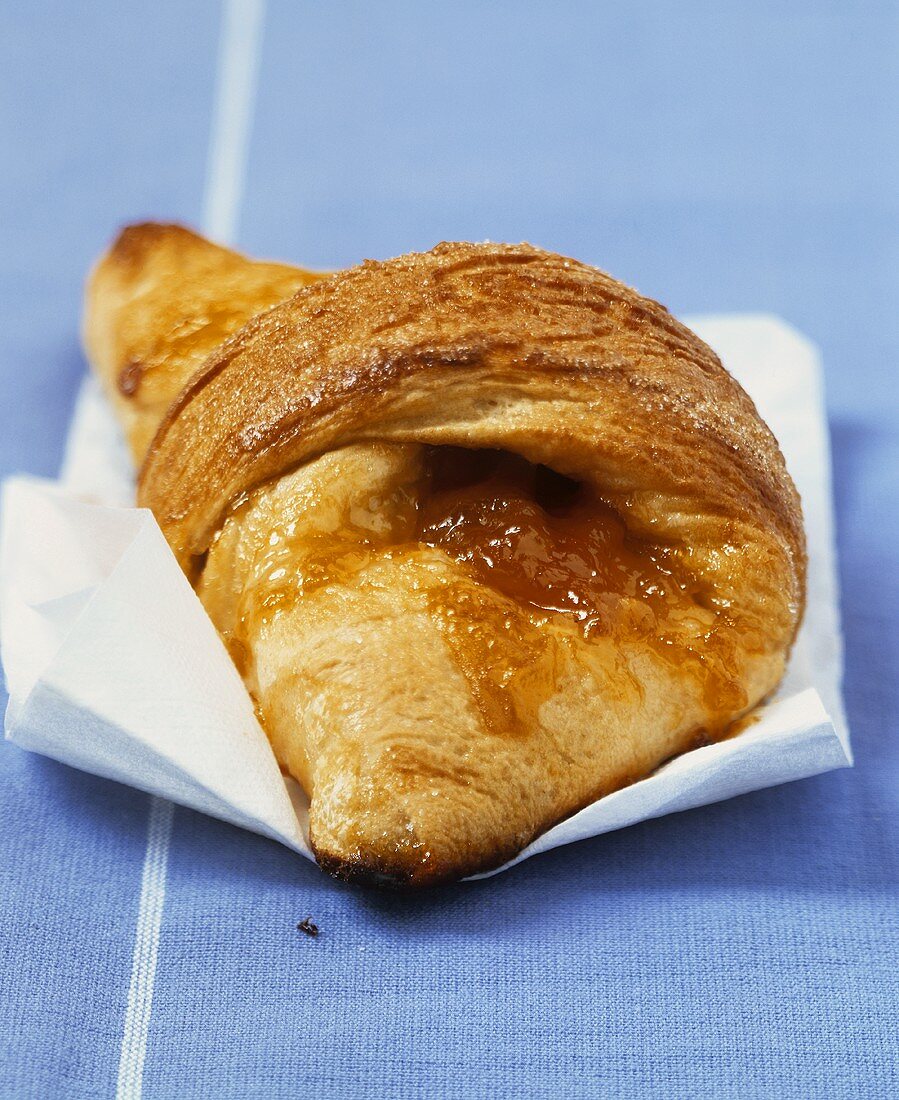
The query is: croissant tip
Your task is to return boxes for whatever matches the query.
[311,833,474,889]
[312,836,512,890]
[104,221,204,266]
[313,849,420,890]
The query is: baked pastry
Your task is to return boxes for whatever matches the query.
[84,224,806,886]
[84,223,323,461]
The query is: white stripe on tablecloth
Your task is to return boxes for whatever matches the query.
[203,0,268,243]
[115,798,174,1100]
[114,3,267,1097]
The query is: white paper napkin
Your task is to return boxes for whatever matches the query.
[0,315,851,876]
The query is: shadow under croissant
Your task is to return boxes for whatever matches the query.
[24,748,879,927]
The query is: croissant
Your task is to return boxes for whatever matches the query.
[84,223,806,886]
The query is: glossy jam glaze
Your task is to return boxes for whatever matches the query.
[220,445,749,744]
[417,448,747,730]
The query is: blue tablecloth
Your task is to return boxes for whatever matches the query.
[1,3,896,1097]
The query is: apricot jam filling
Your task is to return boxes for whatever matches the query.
[417,447,692,637]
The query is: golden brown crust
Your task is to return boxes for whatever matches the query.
[83,222,324,462]
[140,241,805,625]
